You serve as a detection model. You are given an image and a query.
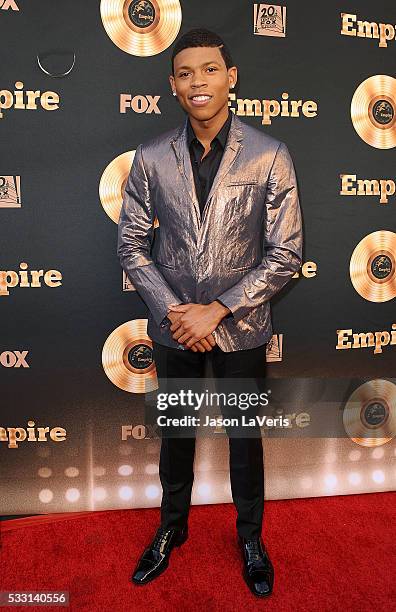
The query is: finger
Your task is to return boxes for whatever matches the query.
[190,344,198,352]
[172,327,186,340]
[185,337,198,348]
[168,304,189,311]
[169,321,183,332]
[200,338,212,351]
[206,334,216,347]
[175,332,191,344]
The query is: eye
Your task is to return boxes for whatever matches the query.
[178,72,190,78]
[207,66,217,72]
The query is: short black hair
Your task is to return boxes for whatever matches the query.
[171,28,234,74]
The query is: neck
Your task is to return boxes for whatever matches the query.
[188,103,230,145]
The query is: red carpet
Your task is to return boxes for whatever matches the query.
[1,492,395,611]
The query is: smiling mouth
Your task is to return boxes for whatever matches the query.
[189,95,212,101]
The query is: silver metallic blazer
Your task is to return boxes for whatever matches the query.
[117,112,303,352]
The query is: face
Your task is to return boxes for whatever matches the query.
[169,46,237,121]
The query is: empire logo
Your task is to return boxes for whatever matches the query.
[228,91,317,125]
[120,94,160,114]
[0,350,29,368]
[0,0,19,10]
[336,324,396,354]
[340,174,395,204]
[292,261,317,278]
[0,420,66,449]
[0,262,62,296]
[0,81,60,119]
[341,12,396,48]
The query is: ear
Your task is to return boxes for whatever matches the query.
[228,66,238,88]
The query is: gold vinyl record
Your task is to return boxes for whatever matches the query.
[99,151,135,224]
[343,379,396,447]
[100,0,182,56]
[350,230,396,302]
[99,150,159,227]
[351,75,396,149]
[102,319,158,393]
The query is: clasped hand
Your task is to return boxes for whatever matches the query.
[166,301,230,352]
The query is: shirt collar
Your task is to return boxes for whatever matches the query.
[187,110,232,150]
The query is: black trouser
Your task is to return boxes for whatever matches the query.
[152,339,267,539]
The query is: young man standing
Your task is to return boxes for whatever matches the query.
[117,29,303,597]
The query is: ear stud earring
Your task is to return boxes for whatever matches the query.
[172,91,177,96]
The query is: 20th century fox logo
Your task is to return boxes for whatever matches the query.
[253,4,286,38]
[0,175,21,208]
[0,0,19,10]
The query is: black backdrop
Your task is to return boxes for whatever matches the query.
[1,1,395,515]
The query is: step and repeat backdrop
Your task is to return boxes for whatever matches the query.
[1,1,395,515]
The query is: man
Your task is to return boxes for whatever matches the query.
[117,28,303,597]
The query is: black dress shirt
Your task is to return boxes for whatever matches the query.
[186,110,232,217]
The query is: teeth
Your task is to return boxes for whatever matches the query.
[192,95,211,101]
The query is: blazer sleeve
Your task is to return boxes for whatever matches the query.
[216,142,303,323]
[117,144,182,327]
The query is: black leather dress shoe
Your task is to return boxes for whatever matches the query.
[239,536,274,597]
[131,525,188,585]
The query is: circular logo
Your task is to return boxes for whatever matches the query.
[343,380,396,447]
[100,0,181,57]
[372,99,394,126]
[128,343,153,369]
[363,400,388,428]
[98,150,159,228]
[350,231,396,302]
[350,75,396,148]
[129,0,155,28]
[102,320,158,393]
[370,254,392,280]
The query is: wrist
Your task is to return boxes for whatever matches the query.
[211,300,231,320]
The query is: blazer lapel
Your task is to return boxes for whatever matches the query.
[170,112,244,228]
[202,113,244,223]
[171,117,201,227]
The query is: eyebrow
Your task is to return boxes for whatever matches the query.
[176,61,222,70]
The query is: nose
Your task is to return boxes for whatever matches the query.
[191,73,207,88]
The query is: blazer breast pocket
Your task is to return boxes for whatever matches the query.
[224,180,262,204]
[226,179,258,187]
